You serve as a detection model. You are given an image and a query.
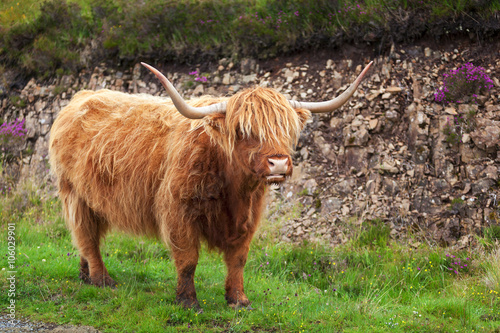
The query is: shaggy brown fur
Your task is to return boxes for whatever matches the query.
[49,87,310,309]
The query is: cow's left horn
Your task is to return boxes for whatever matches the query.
[289,61,373,113]
[141,62,227,119]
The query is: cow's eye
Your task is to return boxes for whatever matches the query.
[236,129,244,139]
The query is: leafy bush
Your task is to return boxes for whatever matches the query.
[0,118,27,195]
[1,0,92,77]
[435,63,494,104]
[436,63,494,146]
[2,0,499,79]
[0,118,26,165]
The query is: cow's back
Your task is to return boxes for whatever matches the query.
[49,90,184,235]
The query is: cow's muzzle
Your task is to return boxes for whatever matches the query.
[266,158,290,183]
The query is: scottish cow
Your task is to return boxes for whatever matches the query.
[49,61,372,309]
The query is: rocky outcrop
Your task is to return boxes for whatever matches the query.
[1,44,499,247]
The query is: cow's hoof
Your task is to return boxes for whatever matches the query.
[176,297,201,311]
[90,275,117,288]
[227,296,251,309]
[226,293,250,309]
[79,271,92,284]
[229,302,254,310]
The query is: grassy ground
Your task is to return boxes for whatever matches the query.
[1,183,500,332]
[1,0,499,79]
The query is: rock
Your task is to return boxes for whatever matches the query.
[460,144,486,163]
[478,165,498,180]
[25,112,38,138]
[192,84,204,96]
[382,177,400,195]
[334,178,355,195]
[345,147,369,172]
[332,71,342,90]
[366,172,381,194]
[385,110,398,121]
[351,117,363,127]
[368,118,379,131]
[313,132,336,160]
[242,74,257,84]
[290,162,307,183]
[222,73,232,85]
[381,63,392,78]
[300,147,309,160]
[303,178,318,194]
[373,161,399,174]
[241,58,257,75]
[284,69,298,83]
[471,179,495,195]
[366,90,381,101]
[470,119,500,151]
[462,133,470,143]
[321,197,342,215]
[385,86,403,93]
[330,117,343,130]
[445,107,457,115]
[409,110,429,143]
[486,104,499,113]
[344,127,369,147]
[34,101,44,112]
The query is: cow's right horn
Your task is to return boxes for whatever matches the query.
[289,61,373,113]
[141,62,227,119]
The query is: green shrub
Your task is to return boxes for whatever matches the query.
[1,0,92,77]
[2,0,499,79]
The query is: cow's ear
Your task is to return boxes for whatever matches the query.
[296,108,312,130]
[204,113,226,133]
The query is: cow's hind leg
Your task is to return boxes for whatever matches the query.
[79,257,91,284]
[62,186,116,287]
[72,199,115,287]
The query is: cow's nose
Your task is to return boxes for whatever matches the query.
[268,158,288,174]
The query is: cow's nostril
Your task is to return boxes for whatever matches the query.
[268,158,288,174]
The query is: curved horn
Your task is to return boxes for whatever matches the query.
[289,61,373,113]
[141,62,227,119]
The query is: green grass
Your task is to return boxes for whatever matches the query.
[1,0,499,79]
[1,187,500,332]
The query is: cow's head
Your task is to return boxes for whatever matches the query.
[142,62,372,185]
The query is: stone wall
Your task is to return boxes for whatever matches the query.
[1,45,499,247]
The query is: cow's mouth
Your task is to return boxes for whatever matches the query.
[266,174,287,184]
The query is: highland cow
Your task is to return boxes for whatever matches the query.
[49,61,372,309]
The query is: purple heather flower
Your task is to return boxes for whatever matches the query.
[435,63,494,104]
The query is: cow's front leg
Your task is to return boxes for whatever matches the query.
[223,239,252,308]
[171,238,200,310]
